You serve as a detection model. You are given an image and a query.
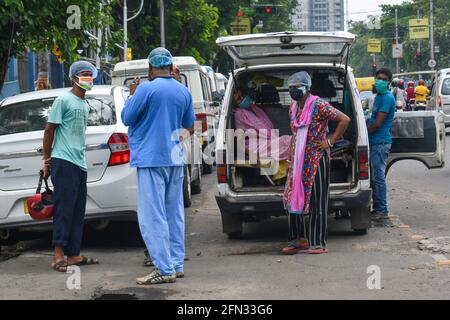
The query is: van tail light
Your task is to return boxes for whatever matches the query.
[358,147,369,180]
[108,133,130,166]
[196,113,208,132]
[216,150,228,183]
[438,96,443,108]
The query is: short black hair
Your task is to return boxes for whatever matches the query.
[375,67,393,81]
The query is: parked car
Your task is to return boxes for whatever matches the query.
[0,85,201,245]
[430,68,450,127]
[214,32,446,238]
[112,56,215,174]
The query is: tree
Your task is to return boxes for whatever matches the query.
[349,0,450,77]
[0,0,120,92]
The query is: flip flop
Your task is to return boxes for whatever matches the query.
[52,260,68,272]
[69,256,99,266]
[308,247,328,254]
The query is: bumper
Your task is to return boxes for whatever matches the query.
[215,187,372,215]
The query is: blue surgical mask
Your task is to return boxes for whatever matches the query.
[289,86,306,101]
[239,95,252,109]
[375,79,389,95]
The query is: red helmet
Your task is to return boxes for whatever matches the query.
[418,79,425,85]
[398,79,404,87]
[408,81,414,87]
[26,173,54,220]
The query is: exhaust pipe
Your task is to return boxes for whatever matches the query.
[0,229,10,240]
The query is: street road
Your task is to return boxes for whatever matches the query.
[1,136,450,300]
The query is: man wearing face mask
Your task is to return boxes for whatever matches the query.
[42,61,99,272]
[122,48,195,285]
[367,68,396,220]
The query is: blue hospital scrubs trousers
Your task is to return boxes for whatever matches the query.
[137,166,185,276]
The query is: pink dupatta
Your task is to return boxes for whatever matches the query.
[288,95,319,214]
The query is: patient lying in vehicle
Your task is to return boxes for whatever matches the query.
[233,87,291,181]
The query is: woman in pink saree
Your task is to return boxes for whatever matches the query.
[282,71,350,255]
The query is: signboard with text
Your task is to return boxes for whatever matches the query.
[230,18,251,35]
[367,38,382,53]
[409,18,429,39]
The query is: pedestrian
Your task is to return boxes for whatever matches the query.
[42,61,99,272]
[122,48,195,284]
[142,63,183,268]
[282,71,350,255]
[367,68,396,219]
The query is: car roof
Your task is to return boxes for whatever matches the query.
[0,85,120,106]
[113,56,200,75]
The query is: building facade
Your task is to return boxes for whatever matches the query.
[291,0,345,32]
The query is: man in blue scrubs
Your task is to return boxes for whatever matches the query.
[122,48,195,284]
[367,68,396,219]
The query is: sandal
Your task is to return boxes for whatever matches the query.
[308,247,328,254]
[281,241,310,255]
[69,256,99,266]
[52,260,68,272]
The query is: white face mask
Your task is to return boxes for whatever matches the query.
[75,76,94,91]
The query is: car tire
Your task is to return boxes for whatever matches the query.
[227,231,243,239]
[353,228,368,235]
[183,166,192,208]
[202,162,213,174]
[191,165,202,195]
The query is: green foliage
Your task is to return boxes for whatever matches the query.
[349,0,450,77]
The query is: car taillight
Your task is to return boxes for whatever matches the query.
[196,113,208,133]
[108,133,130,166]
[216,150,227,183]
[438,96,443,108]
[358,147,369,180]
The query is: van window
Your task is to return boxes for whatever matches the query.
[200,74,211,101]
[124,75,188,87]
[0,95,116,136]
[441,78,450,95]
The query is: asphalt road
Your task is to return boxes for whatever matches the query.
[0,136,449,300]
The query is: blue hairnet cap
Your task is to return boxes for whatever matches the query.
[69,61,98,79]
[148,47,173,68]
[288,71,312,88]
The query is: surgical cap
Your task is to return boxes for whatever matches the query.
[148,47,173,68]
[69,61,98,79]
[287,71,312,88]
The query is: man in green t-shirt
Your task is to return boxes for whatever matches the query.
[42,61,100,272]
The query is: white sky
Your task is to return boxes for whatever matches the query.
[347,0,410,22]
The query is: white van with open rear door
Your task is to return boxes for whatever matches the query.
[214,32,445,238]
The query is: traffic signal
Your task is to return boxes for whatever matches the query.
[255,6,277,14]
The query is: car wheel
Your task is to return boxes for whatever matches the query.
[353,228,368,235]
[191,165,202,195]
[183,166,192,208]
[202,162,213,174]
[227,231,243,239]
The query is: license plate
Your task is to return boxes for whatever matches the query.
[24,199,29,215]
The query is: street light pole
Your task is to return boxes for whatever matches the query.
[430,0,435,70]
[123,0,127,62]
[395,8,400,74]
[160,0,165,47]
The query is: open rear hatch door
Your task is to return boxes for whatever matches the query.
[216,31,355,67]
[388,111,446,171]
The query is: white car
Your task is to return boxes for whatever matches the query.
[214,32,445,238]
[0,85,201,244]
[430,68,450,127]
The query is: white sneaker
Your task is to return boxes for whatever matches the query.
[136,269,176,285]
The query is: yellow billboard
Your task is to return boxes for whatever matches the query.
[230,18,251,35]
[409,19,429,39]
[367,38,382,53]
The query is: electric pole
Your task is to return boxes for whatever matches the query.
[430,0,435,70]
[160,0,166,47]
[395,8,399,74]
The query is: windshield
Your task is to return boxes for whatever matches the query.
[0,95,116,136]
[233,42,348,60]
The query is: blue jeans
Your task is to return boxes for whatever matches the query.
[136,167,184,276]
[50,158,87,257]
[370,143,391,215]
